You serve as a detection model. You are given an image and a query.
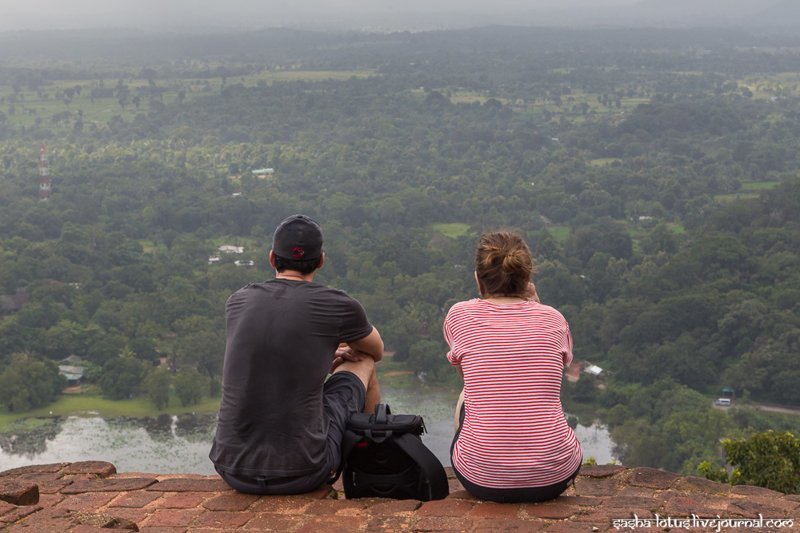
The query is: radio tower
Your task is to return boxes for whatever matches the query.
[38,145,51,201]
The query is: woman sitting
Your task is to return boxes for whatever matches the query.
[444,230,581,503]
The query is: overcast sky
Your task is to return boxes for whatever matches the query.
[1,0,640,31]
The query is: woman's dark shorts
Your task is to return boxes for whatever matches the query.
[450,403,580,503]
[216,370,365,495]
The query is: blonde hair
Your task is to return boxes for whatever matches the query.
[475,231,536,297]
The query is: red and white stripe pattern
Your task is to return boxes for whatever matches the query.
[444,299,582,488]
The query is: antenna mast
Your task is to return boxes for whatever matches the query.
[39,145,51,201]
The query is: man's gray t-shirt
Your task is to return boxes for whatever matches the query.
[209,279,373,478]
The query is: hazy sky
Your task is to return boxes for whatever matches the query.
[1,0,640,31]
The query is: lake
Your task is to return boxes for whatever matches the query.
[0,385,617,474]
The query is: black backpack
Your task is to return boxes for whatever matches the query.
[340,404,449,501]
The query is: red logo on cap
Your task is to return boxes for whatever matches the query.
[292,247,305,259]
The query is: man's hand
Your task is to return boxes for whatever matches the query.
[331,344,370,373]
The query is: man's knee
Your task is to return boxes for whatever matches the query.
[334,357,375,389]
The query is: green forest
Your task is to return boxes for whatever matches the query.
[1,26,799,480]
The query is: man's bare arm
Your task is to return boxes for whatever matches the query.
[347,327,384,362]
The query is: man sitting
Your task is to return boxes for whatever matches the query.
[210,214,382,494]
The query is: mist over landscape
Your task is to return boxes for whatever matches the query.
[1,0,800,499]
[2,0,799,31]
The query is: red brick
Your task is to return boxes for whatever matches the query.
[602,495,660,510]
[366,498,422,515]
[556,495,604,507]
[730,484,784,498]
[0,500,16,517]
[4,507,72,530]
[62,462,116,478]
[297,484,335,499]
[16,472,64,482]
[447,477,465,494]
[0,463,68,477]
[520,501,580,519]
[663,495,726,517]
[146,478,230,492]
[578,465,627,478]
[70,526,115,533]
[37,493,65,508]
[202,492,259,511]
[0,480,39,505]
[142,508,203,528]
[615,485,657,498]
[57,492,117,511]
[296,515,369,533]
[248,496,312,514]
[574,475,620,497]
[109,491,162,508]
[1,506,44,527]
[304,499,369,516]
[472,518,546,531]
[158,493,209,509]
[727,499,788,518]
[62,478,157,494]
[673,475,731,495]
[468,502,521,519]
[100,506,151,525]
[410,515,471,532]
[366,515,416,531]
[417,499,475,516]
[37,480,73,494]
[72,511,138,529]
[626,467,680,490]
[545,521,602,533]
[191,510,255,528]
[445,489,476,500]
[242,513,306,531]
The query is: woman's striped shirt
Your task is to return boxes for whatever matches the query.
[444,298,582,489]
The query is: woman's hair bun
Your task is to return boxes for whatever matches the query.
[475,231,536,297]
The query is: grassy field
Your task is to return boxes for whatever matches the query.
[431,223,472,239]
[0,392,222,432]
[740,180,780,191]
[547,225,571,243]
[588,158,622,167]
[0,69,376,129]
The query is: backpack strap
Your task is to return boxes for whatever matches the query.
[393,433,450,500]
[328,429,361,485]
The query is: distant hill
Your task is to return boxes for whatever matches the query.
[621,0,790,26]
[754,0,800,26]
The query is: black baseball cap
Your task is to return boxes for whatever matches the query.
[272,214,323,261]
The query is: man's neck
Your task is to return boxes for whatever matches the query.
[275,270,315,282]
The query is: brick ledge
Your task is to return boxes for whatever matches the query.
[1,462,798,531]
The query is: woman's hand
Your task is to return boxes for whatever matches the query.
[524,282,540,303]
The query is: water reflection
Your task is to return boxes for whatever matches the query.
[0,417,65,457]
[0,387,616,474]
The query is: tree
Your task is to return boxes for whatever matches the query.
[174,370,206,407]
[0,353,65,412]
[703,431,800,494]
[144,368,171,409]
[98,349,149,400]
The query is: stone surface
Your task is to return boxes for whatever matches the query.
[578,464,627,478]
[62,478,157,494]
[62,462,117,478]
[626,466,680,489]
[0,480,39,506]
[1,460,799,531]
[145,479,230,493]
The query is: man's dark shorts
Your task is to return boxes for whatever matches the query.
[216,371,366,495]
